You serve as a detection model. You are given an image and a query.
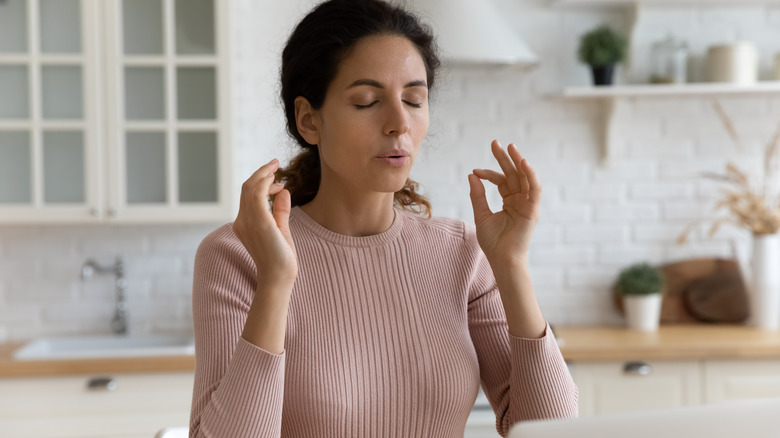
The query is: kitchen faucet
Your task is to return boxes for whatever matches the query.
[81,257,128,335]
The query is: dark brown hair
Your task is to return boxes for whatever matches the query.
[276,0,440,216]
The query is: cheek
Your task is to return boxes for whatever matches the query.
[412,112,429,142]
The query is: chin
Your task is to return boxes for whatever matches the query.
[370,177,409,194]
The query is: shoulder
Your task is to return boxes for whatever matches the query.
[400,211,482,255]
[194,223,254,275]
[197,223,245,255]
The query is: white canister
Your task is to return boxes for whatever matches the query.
[707,42,759,85]
[773,53,780,80]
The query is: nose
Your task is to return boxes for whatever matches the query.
[383,99,411,136]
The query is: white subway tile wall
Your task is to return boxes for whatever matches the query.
[1,1,779,340]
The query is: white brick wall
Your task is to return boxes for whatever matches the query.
[2,1,779,340]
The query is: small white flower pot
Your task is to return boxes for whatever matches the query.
[623,293,663,332]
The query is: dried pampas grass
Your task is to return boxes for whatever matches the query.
[677,100,780,244]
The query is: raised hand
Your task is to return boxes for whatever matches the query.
[232,158,298,286]
[467,140,542,269]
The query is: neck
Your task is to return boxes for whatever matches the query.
[300,187,396,237]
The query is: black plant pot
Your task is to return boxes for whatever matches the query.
[591,65,615,86]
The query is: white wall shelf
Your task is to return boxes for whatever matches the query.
[558,81,780,98]
[550,82,780,167]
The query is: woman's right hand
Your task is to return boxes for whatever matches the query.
[232,158,298,286]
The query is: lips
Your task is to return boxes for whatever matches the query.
[375,149,410,168]
[377,149,410,159]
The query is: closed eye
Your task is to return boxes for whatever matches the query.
[404,101,422,108]
[355,101,378,109]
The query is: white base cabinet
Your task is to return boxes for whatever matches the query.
[703,360,780,403]
[570,359,780,416]
[0,372,193,438]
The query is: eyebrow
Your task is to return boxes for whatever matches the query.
[346,79,428,89]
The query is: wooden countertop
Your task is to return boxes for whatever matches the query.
[0,342,195,378]
[555,324,780,362]
[4,325,780,377]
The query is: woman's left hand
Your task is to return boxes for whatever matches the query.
[467,140,541,269]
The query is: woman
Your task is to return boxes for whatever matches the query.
[189,1,578,437]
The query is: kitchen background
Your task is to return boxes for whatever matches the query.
[3,0,780,341]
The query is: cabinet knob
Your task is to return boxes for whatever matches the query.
[86,376,118,391]
[107,208,117,218]
[623,361,652,376]
[89,208,99,217]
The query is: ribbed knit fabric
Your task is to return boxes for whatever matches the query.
[189,206,578,438]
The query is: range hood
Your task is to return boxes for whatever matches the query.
[411,0,539,67]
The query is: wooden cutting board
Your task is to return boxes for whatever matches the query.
[613,258,750,324]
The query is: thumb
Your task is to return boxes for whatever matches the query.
[468,173,492,225]
[272,189,293,242]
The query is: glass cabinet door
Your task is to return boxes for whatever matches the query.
[0,0,229,223]
[0,0,100,223]
[107,0,230,223]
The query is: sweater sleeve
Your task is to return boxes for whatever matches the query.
[189,225,286,438]
[464,226,578,437]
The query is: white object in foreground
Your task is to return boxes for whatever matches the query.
[509,397,780,438]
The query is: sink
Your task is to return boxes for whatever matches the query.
[12,334,195,360]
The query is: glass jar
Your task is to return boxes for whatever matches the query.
[649,35,688,84]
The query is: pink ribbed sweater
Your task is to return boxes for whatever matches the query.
[189,206,578,437]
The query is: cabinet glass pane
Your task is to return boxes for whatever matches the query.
[126,132,167,204]
[178,132,217,203]
[41,65,83,119]
[43,131,84,203]
[175,0,214,55]
[176,67,216,120]
[123,0,163,55]
[0,131,32,203]
[40,0,81,54]
[125,67,165,120]
[0,0,27,53]
[0,65,29,118]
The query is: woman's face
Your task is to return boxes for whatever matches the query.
[310,34,430,196]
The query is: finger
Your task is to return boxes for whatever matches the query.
[521,159,542,204]
[507,143,530,193]
[490,140,522,192]
[268,182,285,196]
[247,158,280,184]
[473,168,506,185]
[256,173,277,204]
[473,168,511,198]
[468,173,492,225]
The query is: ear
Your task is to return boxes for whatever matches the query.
[294,96,321,146]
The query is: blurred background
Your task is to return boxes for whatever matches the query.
[4,1,780,437]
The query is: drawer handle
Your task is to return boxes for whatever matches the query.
[623,361,652,376]
[87,376,118,391]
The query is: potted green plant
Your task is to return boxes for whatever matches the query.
[578,25,628,86]
[615,263,666,331]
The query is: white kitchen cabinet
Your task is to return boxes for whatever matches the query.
[570,358,780,416]
[0,0,232,224]
[703,359,780,403]
[0,371,193,438]
[571,360,702,416]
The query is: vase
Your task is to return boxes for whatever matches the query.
[750,233,780,330]
[591,65,615,86]
[623,294,663,332]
